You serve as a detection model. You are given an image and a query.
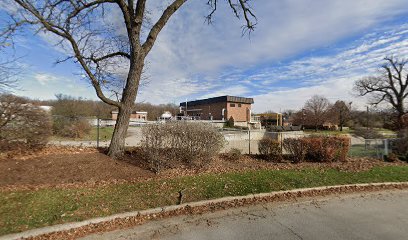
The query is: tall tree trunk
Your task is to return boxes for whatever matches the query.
[397,112,405,129]
[107,59,143,158]
[108,103,133,157]
[396,101,405,129]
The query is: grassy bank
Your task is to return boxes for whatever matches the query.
[304,129,351,136]
[1,166,408,235]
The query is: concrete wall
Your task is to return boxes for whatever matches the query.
[222,130,305,154]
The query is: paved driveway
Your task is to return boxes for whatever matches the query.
[81,190,408,240]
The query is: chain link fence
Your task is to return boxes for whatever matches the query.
[49,116,147,148]
[48,117,400,160]
[348,138,396,160]
[221,129,305,154]
[223,129,397,160]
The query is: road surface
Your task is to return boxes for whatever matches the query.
[81,190,408,240]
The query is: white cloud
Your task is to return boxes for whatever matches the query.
[34,73,58,85]
[14,72,94,100]
[5,0,408,109]
[199,86,250,100]
[250,23,408,112]
[140,0,408,104]
[252,76,366,113]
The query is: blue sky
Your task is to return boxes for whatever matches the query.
[1,0,408,112]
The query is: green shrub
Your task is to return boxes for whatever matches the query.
[258,137,282,161]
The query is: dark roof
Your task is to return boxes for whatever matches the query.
[180,95,254,107]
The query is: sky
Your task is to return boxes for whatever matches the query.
[1,0,408,113]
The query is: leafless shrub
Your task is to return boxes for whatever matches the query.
[283,138,308,163]
[258,137,282,161]
[353,127,383,139]
[225,148,242,161]
[304,136,350,162]
[0,94,52,150]
[141,122,225,173]
[283,136,350,163]
[53,117,92,139]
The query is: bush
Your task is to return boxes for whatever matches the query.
[391,129,408,161]
[258,137,282,161]
[0,96,52,150]
[282,138,308,163]
[225,148,242,161]
[141,122,225,173]
[303,136,350,162]
[353,127,383,139]
[53,117,91,138]
[225,116,235,128]
[283,136,350,162]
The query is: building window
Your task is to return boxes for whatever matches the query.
[230,103,235,107]
[238,103,242,107]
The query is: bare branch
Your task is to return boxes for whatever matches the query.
[91,51,131,63]
[355,56,408,127]
[206,0,257,35]
[142,0,187,55]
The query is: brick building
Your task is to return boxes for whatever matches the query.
[179,96,254,122]
[111,110,147,121]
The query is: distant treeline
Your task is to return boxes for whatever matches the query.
[30,94,179,121]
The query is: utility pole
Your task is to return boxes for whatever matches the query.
[366,106,369,130]
[185,98,188,117]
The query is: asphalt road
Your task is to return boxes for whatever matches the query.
[81,190,408,240]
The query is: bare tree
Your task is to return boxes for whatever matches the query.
[303,95,331,131]
[330,100,351,131]
[0,58,18,92]
[355,57,408,129]
[1,0,257,157]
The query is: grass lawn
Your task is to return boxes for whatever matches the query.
[85,126,114,141]
[376,128,397,138]
[304,129,351,136]
[1,166,408,236]
[348,144,382,158]
[376,128,396,135]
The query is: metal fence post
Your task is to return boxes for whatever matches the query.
[248,128,251,154]
[384,139,389,157]
[96,118,100,148]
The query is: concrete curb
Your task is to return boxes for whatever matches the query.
[2,182,408,240]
